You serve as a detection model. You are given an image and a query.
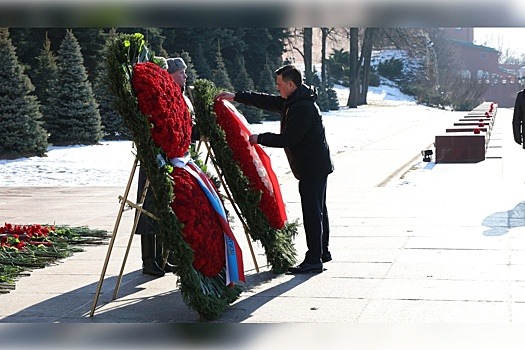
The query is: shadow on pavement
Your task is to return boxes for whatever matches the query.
[217,270,318,322]
[482,200,525,236]
[0,268,311,324]
[0,268,316,347]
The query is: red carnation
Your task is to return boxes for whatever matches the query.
[131,62,192,158]
[170,167,226,276]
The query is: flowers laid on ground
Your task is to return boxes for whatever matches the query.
[1,223,54,250]
[214,99,287,230]
[0,223,109,292]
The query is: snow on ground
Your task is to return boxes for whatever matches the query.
[0,84,438,187]
[0,141,136,187]
[335,83,417,106]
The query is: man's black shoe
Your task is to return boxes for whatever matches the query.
[322,252,332,263]
[288,261,323,274]
[142,260,165,277]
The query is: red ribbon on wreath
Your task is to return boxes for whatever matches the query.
[214,99,287,229]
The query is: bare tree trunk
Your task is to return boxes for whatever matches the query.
[286,28,304,65]
[347,28,359,108]
[422,29,439,91]
[321,27,328,90]
[303,27,313,84]
[359,28,377,105]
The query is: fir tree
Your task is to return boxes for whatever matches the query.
[0,28,48,159]
[95,29,129,140]
[73,28,108,85]
[95,68,129,140]
[317,87,340,112]
[49,29,102,145]
[230,55,262,124]
[33,32,59,134]
[257,58,278,94]
[257,57,280,121]
[311,67,339,112]
[242,28,288,87]
[211,41,234,91]
[231,55,254,91]
[192,43,212,80]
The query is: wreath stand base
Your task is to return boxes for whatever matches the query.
[89,144,259,317]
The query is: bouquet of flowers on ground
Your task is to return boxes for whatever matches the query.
[1,223,109,291]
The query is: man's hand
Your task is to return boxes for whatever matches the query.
[215,92,235,101]
[249,134,259,145]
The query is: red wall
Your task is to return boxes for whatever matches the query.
[441,28,474,43]
[484,82,521,108]
[455,44,500,77]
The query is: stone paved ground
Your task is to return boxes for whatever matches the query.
[1,106,524,348]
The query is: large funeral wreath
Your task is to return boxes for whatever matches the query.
[192,80,299,274]
[106,33,242,320]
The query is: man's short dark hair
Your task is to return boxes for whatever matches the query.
[275,64,302,87]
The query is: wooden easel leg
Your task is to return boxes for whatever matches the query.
[89,157,139,317]
[112,178,150,300]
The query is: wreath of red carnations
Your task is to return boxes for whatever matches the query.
[132,62,192,158]
[169,167,225,276]
[214,100,286,229]
[131,62,225,277]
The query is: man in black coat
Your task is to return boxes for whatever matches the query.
[216,64,334,274]
[513,88,525,149]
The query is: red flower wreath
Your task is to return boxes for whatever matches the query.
[214,99,287,229]
[170,167,225,276]
[132,62,192,158]
[131,62,225,277]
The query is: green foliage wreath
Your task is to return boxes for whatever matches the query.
[192,80,298,274]
[105,33,240,321]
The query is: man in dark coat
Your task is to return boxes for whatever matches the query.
[513,88,525,149]
[216,64,334,274]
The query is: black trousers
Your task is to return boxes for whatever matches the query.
[298,174,329,264]
[136,166,157,236]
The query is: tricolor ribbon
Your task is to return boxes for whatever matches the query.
[171,156,245,285]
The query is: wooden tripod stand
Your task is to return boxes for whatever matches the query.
[89,156,150,317]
